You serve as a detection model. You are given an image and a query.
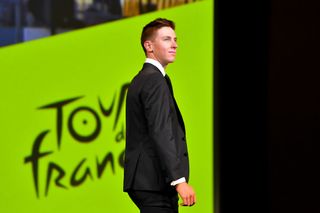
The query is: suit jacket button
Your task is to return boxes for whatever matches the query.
[182,136,185,141]
[184,152,188,157]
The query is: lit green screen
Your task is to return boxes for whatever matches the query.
[0,1,213,212]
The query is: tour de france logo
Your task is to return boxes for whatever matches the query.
[24,83,129,198]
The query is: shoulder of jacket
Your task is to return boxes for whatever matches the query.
[140,67,164,82]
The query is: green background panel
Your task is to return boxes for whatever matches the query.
[0,1,213,212]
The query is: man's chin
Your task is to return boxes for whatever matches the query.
[162,58,176,67]
[168,58,176,63]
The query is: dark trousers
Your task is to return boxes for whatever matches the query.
[128,188,179,213]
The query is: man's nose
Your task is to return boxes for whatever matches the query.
[172,40,178,48]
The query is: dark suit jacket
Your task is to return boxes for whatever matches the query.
[123,63,189,192]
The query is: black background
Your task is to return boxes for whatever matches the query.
[214,0,320,212]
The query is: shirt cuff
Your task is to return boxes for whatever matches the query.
[170,177,186,186]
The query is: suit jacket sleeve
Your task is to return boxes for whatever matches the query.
[141,74,184,182]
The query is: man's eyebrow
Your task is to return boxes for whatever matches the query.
[162,36,178,40]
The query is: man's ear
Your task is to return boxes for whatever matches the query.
[144,40,153,53]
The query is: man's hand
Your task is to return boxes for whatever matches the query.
[175,182,196,206]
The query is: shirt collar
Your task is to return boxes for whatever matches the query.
[145,58,166,77]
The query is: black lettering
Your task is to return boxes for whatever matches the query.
[45,162,67,196]
[96,152,115,178]
[39,96,83,149]
[70,159,93,186]
[118,150,125,168]
[68,106,101,143]
[24,130,53,198]
[99,94,116,117]
[113,83,130,130]
[115,124,125,143]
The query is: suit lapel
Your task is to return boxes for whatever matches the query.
[164,75,186,134]
[143,63,186,134]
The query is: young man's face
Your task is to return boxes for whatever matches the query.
[146,26,178,67]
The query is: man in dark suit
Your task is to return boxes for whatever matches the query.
[124,18,196,213]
